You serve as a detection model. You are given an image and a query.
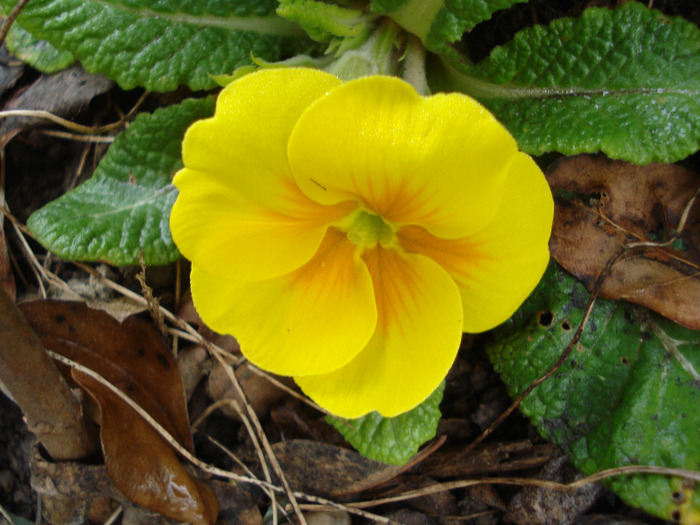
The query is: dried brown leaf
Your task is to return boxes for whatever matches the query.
[504,457,602,525]
[73,371,218,525]
[272,440,403,498]
[423,441,557,478]
[20,300,218,525]
[548,154,700,329]
[0,66,113,147]
[0,216,14,299]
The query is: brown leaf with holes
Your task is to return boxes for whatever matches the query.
[548,155,700,329]
[19,300,218,525]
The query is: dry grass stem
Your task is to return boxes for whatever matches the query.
[40,130,115,143]
[211,351,304,525]
[350,466,700,509]
[43,350,395,524]
[0,501,17,525]
[102,506,123,525]
[205,434,264,490]
[0,0,31,48]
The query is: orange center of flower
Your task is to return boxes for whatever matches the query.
[343,210,395,248]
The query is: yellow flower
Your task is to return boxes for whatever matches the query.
[170,68,553,418]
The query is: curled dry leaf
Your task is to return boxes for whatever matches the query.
[19,300,218,525]
[548,154,700,330]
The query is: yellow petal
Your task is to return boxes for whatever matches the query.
[171,68,352,281]
[171,168,353,281]
[288,75,519,239]
[190,228,377,376]
[295,247,463,418]
[398,153,553,333]
[180,68,342,213]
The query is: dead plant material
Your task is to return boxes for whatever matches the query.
[423,441,559,478]
[0,67,113,148]
[548,154,700,330]
[19,300,218,525]
[271,440,405,499]
[0,289,96,462]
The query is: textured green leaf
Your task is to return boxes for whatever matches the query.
[433,2,700,163]
[328,382,444,465]
[486,262,700,522]
[27,97,215,266]
[5,23,74,73]
[277,0,368,43]
[0,0,309,91]
[371,0,527,51]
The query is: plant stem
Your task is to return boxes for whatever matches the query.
[0,0,31,48]
[402,35,428,95]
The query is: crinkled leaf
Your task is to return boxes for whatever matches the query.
[5,23,74,73]
[371,0,527,51]
[328,382,444,465]
[20,300,218,525]
[486,262,700,522]
[433,2,700,163]
[277,0,368,43]
[0,0,309,91]
[27,97,215,266]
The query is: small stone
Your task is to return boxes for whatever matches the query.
[304,510,351,525]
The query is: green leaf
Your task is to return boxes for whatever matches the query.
[327,382,444,465]
[486,262,700,522]
[371,0,527,51]
[277,0,369,43]
[27,97,215,266]
[5,23,74,73]
[0,0,310,91]
[433,2,700,164]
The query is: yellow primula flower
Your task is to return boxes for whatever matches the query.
[170,68,553,419]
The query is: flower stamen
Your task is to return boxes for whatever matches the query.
[344,210,395,247]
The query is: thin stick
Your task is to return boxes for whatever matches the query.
[246,363,329,414]
[0,110,126,134]
[349,466,700,509]
[0,0,31,48]
[40,130,115,143]
[102,506,123,525]
[212,351,307,525]
[0,501,17,525]
[205,434,264,489]
[464,246,630,452]
[228,394,282,524]
[35,351,394,524]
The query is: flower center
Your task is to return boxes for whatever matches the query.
[344,210,395,247]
